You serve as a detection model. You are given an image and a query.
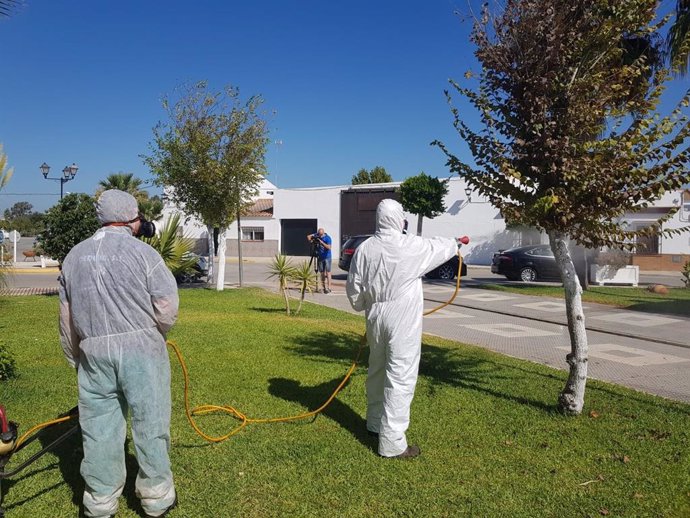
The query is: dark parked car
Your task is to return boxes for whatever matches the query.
[175,253,209,284]
[339,234,467,280]
[491,244,560,282]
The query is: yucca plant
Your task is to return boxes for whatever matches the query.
[267,254,294,315]
[142,213,197,278]
[291,260,317,315]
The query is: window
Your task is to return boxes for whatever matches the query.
[242,226,264,241]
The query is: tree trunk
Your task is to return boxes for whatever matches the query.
[206,224,215,286]
[549,231,588,415]
[237,209,244,287]
[416,214,423,236]
[215,226,227,291]
[283,280,291,316]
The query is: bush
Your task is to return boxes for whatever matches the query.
[38,193,100,264]
[0,341,17,381]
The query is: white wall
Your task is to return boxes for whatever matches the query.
[273,186,342,257]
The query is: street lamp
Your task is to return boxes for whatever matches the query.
[40,162,78,199]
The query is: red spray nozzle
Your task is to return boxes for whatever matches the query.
[458,236,470,245]
[0,405,9,434]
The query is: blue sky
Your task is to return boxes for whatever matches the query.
[0,1,687,213]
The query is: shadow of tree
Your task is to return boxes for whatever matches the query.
[283,330,557,414]
[267,377,374,451]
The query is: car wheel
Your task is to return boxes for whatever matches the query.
[520,267,537,282]
[436,264,456,280]
[179,272,195,284]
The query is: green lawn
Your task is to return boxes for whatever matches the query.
[477,283,690,317]
[1,289,689,517]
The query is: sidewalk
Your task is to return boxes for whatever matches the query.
[294,280,690,404]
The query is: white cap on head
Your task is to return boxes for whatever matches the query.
[96,190,139,225]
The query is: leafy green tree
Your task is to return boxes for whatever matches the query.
[38,193,100,264]
[351,166,393,185]
[435,0,690,415]
[399,172,448,236]
[144,81,269,290]
[4,201,32,220]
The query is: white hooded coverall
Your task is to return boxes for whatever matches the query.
[346,199,458,457]
[59,190,179,518]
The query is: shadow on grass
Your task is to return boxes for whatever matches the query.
[250,307,288,314]
[1,416,82,514]
[624,300,690,317]
[285,330,557,414]
[3,415,147,517]
[267,377,374,452]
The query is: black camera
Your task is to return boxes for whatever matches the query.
[309,235,321,257]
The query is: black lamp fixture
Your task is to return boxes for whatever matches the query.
[40,162,79,199]
[464,186,473,201]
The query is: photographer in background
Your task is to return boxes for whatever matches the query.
[306,227,332,293]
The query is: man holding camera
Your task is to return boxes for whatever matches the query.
[306,227,332,293]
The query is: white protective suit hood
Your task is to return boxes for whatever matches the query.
[375,198,405,234]
[346,198,459,457]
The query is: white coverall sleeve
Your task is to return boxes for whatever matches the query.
[346,248,366,312]
[409,236,459,278]
[148,260,179,336]
[58,275,80,369]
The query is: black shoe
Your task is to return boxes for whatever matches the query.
[146,496,178,517]
[390,445,421,459]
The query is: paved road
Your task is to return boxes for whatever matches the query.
[4,259,689,403]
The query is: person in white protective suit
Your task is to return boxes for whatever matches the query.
[346,199,459,458]
[58,190,179,518]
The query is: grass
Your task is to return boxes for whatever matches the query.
[477,283,690,317]
[1,289,689,517]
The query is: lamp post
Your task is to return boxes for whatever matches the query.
[40,162,78,200]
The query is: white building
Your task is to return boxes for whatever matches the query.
[162,178,690,271]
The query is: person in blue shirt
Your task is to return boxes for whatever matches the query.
[306,227,332,293]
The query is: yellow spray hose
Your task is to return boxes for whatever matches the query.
[13,415,74,451]
[12,254,463,449]
[170,254,464,443]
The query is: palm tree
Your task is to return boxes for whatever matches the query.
[138,195,164,221]
[668,0,690,74]
[96,173,145,199]
[0,145,12,286]
[292,260,317,315]
[0,0,20,17]
[267,254,294,315]
[141,213,197,278]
